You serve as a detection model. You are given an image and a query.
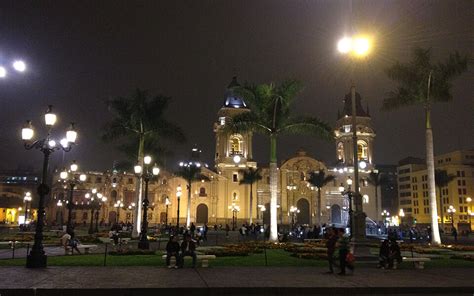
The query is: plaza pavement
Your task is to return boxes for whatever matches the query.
[0,266,472,295]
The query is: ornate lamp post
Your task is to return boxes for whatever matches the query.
[134,155,160,250]
[23,192,32,224]
[447,205,456,229]
[339,180,354,238]
[337,35,372,240]
[381,210,390,230]
[56,200,64,225]
[176,185,182,228]
[59,161,86,234]
[21,105,77,268]
[127,203,136,223]
[85,189,104,234]
[114,200,124,224]
[289,206,300,229]
[0,59,26,78]
[165,197,171,226]
[228,202,240,231]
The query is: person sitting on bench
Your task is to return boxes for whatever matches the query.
[179,234,197,268]
[166,235,180,269]
[61,232,81,254]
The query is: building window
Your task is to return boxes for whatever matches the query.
[230,135,242,154]
[337,142,344,161]
[96,177,102,183]
[233,173,238,183]
[357,140,368,160]
[199,187,206,196]
[363,194,369,204]
[219,117,226,126]
[343,125,351,133]
[128,178,133,184]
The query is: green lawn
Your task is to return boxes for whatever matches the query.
[1,249,474,268]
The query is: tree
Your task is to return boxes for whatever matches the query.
[307,170,336,227]
[103,88,185,236]
[383,48,468,244]
[435,169,456,231]
[228,80,333,241]
[175,161,209,228]
[366,170,389,222]
[239,167,263,224]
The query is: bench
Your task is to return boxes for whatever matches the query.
[399,257,431,269]
[65,244,98,255]
[161,254,216,267]
[304,239,323,243]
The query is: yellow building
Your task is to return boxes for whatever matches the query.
[47,79,381,229]
[397,149,474,231]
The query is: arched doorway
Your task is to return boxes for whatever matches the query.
[108,211,117,224]
[331,205,342,225]
[196,204,208,224]
[296,198,310,225]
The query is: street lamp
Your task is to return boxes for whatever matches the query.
[337,34,372,241]
[381,210,390,230]
[399,209,405,225]
[134,156,160,250]
[176,185,182,228]
[114,200,124,224]
[21,105,77,268]
[85,188,103,234]
[59,161,87,234]
[467,197,472,232]
[447,205,456,228]
[127,202,136,223]
[165,197,171,226]
[23,192,32,224]
[228,202,240,231]
[0,59,27,78]
[289,206,300,229]
[56,199,64,225]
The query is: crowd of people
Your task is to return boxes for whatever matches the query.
[324,227,354,275]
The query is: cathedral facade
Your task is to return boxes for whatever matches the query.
[47,78,380,229]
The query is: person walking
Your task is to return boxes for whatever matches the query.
[190,222,196,238]
[325,228,338,274]
[452,227,458,243]
[225,224,230,238]
[165,235,181,268]
[336,228,353,275]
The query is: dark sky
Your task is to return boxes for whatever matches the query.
[0,1,472,173]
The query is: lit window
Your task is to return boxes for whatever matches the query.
[337,142,344,161]
[357,140,368,160]
[343,125,351,133]
[230,135,242,154]
[362,194,369,204]
[219,117,225,125]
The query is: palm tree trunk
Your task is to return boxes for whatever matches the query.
[317,188,321,227]
[438,186,444,231]
[426,107,441,245]
[186,181,191,228]
[133,134,145,238]
[249,183,253,224]
[269,135,278,242]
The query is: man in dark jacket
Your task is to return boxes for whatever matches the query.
[325,227,338,273]
[179,235,197,268]
[166,235,180,268]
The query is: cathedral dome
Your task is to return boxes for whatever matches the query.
[223,76,248,109]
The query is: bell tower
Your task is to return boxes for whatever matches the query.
[334,91,376,168]
[214,76,256,170]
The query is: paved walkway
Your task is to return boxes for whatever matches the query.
[0,266,472,295]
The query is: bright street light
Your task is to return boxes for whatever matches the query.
[337,35,372,57]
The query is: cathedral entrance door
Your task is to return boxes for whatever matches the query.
[296,198,310,225]
[196,204,208,224]
[331,205,342,225]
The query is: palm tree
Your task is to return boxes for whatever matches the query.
[228,80,333,241]
[307,170,336,227]
[175,161,209,228]
[366,170,389,222]
[435,169,456,231]
[239,167,263,224]
[383,48,468,245]
[103,88,185,236]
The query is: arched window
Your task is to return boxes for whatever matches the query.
[230,134,242,154]
[337,142,344,161]
[111,190,118,202]
[363,194,369,204]
[357,140,368,160]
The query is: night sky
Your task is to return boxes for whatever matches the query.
[0,1,472,173]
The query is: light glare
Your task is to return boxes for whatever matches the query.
[13,60,26,72]
[337,37,352,53]
[0,67,6,78]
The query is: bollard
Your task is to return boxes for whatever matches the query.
[26,243,30,258]
[103,243,108,266]
[215,232,218,246]
[11,241,15,259]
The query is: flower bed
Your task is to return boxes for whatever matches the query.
[451,254,474,261]
[109,249,155,256]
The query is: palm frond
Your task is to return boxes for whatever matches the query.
[278,116,332,140]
